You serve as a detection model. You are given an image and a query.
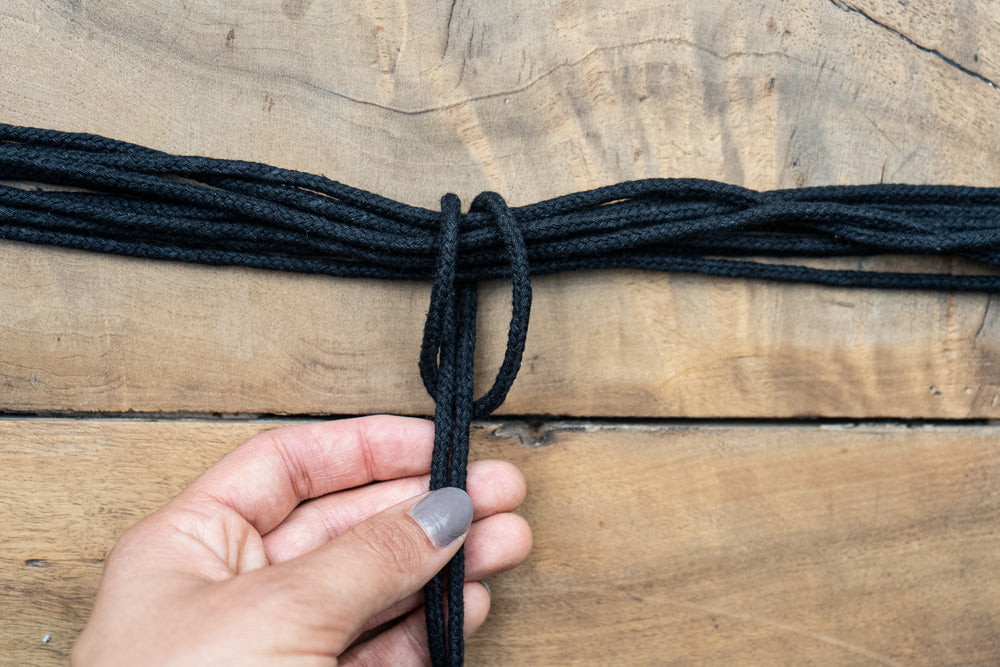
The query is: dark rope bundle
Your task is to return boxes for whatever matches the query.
[3,123,1000,666]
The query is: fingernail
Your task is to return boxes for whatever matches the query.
[480,581,492,599]
[409,487,474,548]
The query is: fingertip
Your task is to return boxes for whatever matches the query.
[497,460,528,506]
[466,460,527,519]
[462,581,492,636]
[513,512,533,554]
[464,512,533,580]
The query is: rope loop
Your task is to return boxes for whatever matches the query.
[468,191,532,417]
[418,193,462,400]
[418,191,532,418]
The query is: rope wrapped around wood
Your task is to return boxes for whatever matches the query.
[3,122,1000,666]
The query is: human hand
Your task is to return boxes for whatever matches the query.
[71,416,531,666]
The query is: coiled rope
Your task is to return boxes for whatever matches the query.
[3,123,1000,666]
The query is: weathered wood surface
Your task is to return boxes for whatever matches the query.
[2,420,999,665]
[2,0,998,198]
[5,243,1000,418]
[2,1,1000,418]
[3,2,1000,665]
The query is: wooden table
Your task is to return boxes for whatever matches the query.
[2,1,999,664]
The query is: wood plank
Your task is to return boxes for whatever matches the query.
[4,242,1000,418]
[2,419,999,664]
[2,0,999,417]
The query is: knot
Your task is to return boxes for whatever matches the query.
[419,191,533,419]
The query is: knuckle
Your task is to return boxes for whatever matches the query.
[352,517,426,575]
[103,518,151,569]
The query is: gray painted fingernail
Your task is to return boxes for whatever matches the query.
[409,487,474,548]
[480,581,492,599]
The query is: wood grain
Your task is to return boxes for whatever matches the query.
[4,241,1000,417]
[2,419,998,665]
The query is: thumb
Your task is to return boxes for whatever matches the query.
[267,487,473,645]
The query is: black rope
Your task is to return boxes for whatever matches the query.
[3,123,1000,666]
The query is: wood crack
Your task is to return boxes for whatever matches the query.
[442,0,458,56]
[827,0,998,91]
[213,36,801,117]
[973,294,992,347]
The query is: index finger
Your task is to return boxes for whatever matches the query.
[174,415,435,534]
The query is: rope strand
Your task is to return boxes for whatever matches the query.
[3,123,1000,666]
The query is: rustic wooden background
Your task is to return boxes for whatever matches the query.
[2,1,999,664]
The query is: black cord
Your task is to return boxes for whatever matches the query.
[3,123,1000,666]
